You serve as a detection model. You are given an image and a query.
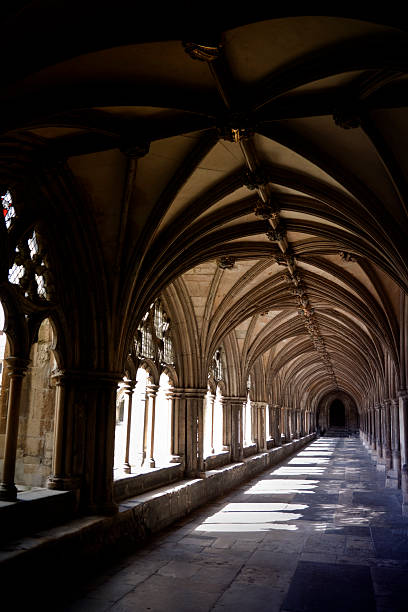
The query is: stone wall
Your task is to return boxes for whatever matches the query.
[0,333,10,466]
[15,320,56,488]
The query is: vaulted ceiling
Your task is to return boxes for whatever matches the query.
[1,8,407,405]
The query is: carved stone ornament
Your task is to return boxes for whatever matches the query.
[217,255,236,270]
[254,201,278,220]
[274,253,295,269]
[243,167,270,190]
[266,225,286,243]
[182,42,222,62]
[339,251,355,262]
[222,126,254,142]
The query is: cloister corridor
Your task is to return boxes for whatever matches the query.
[59,436,408,612]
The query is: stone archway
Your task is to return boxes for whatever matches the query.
[329,399,346,427]
[317,391,359,434]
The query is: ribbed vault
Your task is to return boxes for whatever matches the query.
[1,10,407,416]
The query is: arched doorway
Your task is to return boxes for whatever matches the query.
[329,399,345,427]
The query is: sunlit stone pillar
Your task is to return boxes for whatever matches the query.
[168,388,182,463]
[0,357,30,501]
[123,377,136,473]
[376,403,385,471]
[184,389,206,476]
[251,401,258,447]
[257,403,267,452]
[207,392,216,454]
[387,398,401,488]
[283,407,290,443]
[398,390,408,515]
[221,396,230,452]
[370,407,377,452]
[360,410,367,445]
[135,384,148,467]
[230,397,246,462]
[143,384,159,468]
[383,399,392,473]
[368,408,374,448]
[273,405,281,446]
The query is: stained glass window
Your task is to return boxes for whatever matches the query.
[1,191,15,228]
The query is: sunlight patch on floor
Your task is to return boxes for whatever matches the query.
[245,479,319,494]
[272,466,326,476]
[194,501,309,532]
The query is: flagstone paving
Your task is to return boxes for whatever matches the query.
[61,437,408,611]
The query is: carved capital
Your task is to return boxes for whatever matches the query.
[217,255,236,270]
[5,356,30,377]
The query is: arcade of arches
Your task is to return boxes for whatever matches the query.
[1,7,408,596]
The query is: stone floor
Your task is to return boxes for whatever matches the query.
[61,437,408,612]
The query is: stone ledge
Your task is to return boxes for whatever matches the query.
[114,462,184,502]
[203,450,231,470]
[0,433,315,596]
[0,488,76,543]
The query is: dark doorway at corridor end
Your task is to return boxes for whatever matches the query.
[317,390,359,435]
[330,399,345,427]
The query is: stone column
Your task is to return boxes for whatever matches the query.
[370,407,377,452]
[229,397,245,462]
[360,411,367,445]
[251,401,257,447]
[257,403,267,452]
[0,357,30,501]
[290,408,295,440]
[47,369,121,515]
[168,389,182,463]
[207,392,216,454]
[267,404,272,442]
[398,390,408,515]
[143,384,159,468]
[383,399,392,473]
[184,389,206,476]
[221,396,230,452]
[283,407,289,443]
[123,378,136,473]
[369,408,374,448]
[273,405,281,446]
[387,398,401,487]
[376,403,385,471]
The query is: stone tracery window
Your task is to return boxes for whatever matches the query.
[136,299,174,365]
[8,230,47,299]
[210,349,223,382]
